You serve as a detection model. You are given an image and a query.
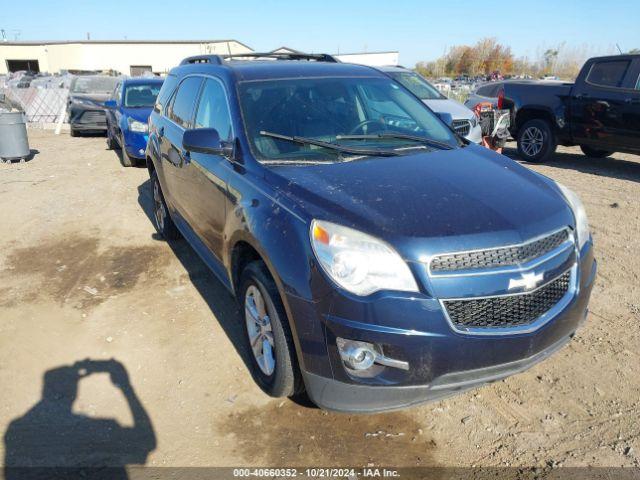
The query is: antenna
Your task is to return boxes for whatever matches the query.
[616,43,623,54]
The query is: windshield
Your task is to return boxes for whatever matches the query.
[239,76,459,163]
[123,84,162,107]
[388,72,444,100]
[71,76,118,94]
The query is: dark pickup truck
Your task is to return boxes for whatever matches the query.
[500,55,640,162]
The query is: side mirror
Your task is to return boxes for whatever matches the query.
[436,111,454,126]
[104,99,117,109]
[183,128,224,155]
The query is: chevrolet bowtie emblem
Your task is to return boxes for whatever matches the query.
[508,272,544,291]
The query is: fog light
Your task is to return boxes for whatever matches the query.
[138,148,145,155]
[336,338,376,370]
[336,337,410,373]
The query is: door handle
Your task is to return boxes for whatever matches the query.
[574,93,589,99]
[625,98,640,104]
[157,126,164,138]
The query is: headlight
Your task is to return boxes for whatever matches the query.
[310,220,418,296]
[70,98,92,106]
[128,119,148,133]
[556,183,590,249]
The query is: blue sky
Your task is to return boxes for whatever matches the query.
[3,0,639,66]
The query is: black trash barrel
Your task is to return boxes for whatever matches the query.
[0,111,30,161]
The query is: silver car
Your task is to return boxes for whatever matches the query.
[378,66,482,144]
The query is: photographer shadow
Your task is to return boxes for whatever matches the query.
[3,359,156,480]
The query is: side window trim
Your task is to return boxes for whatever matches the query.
[167,75,203,130]
[193,75,235,140]
[585,59,631,91]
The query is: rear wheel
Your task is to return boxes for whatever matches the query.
[580,145,613,158]
[240,261,302,398]
[517,119,556,163]
[151,170,179,240]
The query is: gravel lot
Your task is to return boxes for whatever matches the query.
[0,130,639,472]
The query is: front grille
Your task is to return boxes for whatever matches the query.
[452,119,471,136]
[431,228,570,273]
[443,270,571,329]
[78,110,106,125]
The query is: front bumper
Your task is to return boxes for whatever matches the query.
[122,130,149,159]
[293,248,596,413]
[466,122,483,144]
[69,108,107,131]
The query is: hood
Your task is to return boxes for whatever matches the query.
[69,93,110,107]
[422,98,475,120]
[267,145,573,256]
[121,106,153,123]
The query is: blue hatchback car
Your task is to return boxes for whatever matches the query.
[105,77,164,166]
[146,53,596,413]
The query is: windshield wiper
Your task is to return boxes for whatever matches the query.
[260,131,400,157]
[336,133,456,150]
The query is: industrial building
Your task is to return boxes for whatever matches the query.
[0,39,399,75]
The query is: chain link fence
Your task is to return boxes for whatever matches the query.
[1,88,69,128]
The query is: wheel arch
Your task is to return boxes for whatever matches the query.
[514,107,556,137]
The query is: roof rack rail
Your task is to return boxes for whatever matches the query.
[179,55,223,65]
[223,52,339,63]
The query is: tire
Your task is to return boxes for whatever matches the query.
[70,128,79,137]
[516,119,557,163]
[106,124,118,150]
[580,145,613,158]
[119,135,134,167]
[240,261,303,398]
[150,170,180,240]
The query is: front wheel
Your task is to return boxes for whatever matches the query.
[517,119,556,163]
[106,124,118,150]
[119,135,134,167]
[580,145,613,158]
[240,261,302,398]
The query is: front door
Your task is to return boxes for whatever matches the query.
[570,58,634,151]
[183,77,235,259]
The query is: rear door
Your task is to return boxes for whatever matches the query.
[160,76,203,224]
[181,77,234,259]
[570,58,634,151]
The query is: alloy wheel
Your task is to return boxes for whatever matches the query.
[520,126,544,157]
[244,285,276,376]
[153,180,166,232]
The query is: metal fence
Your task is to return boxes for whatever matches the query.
[1,87,69,126]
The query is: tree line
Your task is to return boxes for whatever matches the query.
[416,38,638,80]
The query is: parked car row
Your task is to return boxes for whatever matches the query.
[137,52,595,412]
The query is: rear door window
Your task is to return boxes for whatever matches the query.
[154,74,179,114]
[586,60,630,88]
[168,77,203,128]
[194,78,233,140]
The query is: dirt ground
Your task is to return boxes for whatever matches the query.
[0,130,639,472]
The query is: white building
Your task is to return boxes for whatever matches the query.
[272,47,399,67]
[0,39,253,75]
[0,40,399,76]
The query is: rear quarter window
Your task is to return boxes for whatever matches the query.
[586,60,630,88]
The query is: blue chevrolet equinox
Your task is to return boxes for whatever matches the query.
[146,53,596,413]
